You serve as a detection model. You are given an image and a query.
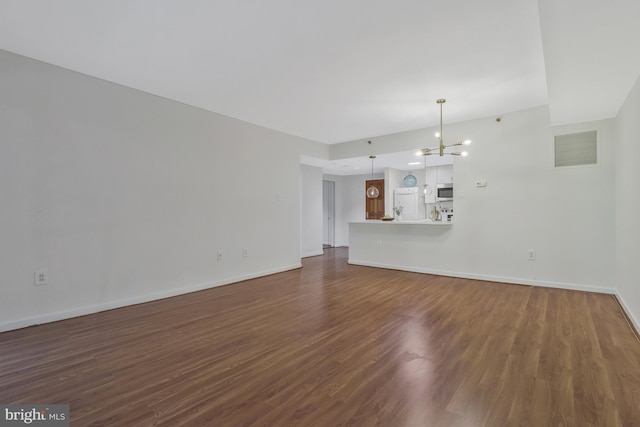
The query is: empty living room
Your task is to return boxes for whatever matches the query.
[1,1,640,426]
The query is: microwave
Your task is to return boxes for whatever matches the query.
[436,183,453,201]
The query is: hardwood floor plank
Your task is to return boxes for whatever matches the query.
[1,247,639,426]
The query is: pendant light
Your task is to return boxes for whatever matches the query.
[418,99,471,157]
[422,152,432,196]
[366,155,379,198]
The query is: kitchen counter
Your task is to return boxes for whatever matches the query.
[348,219,454,274]
[349,219,452,226]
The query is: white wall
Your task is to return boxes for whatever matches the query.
[0,50,326,331]
[348,106,616,293]
[614,73,640,329]
[300,164,323,257]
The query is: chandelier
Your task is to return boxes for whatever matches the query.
[418,99,471,157]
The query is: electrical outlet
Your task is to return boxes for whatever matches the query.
[242,248,248,257]
[217,251,223,261]
[34,270,48,286]
[528,250,536,261]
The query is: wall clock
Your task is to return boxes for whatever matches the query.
[403,172,417,187]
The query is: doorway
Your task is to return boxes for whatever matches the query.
[365,179,385,219]
[322,180,335,247]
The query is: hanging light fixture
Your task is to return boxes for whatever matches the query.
[417,99,471,157]
[422,152,431,196]
[366,155,379,198]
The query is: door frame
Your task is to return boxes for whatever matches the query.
[322,180,335,247]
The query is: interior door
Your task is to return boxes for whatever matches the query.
[365,179,385,220]
[322,180,335,247]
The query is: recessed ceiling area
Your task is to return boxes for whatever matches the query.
[301,149,453,176]
[0,0,637,145]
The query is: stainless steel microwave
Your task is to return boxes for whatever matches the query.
[436,183,453,201]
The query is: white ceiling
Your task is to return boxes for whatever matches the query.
[538,0,640,126]
[0,0,638,149]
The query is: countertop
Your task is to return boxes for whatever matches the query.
[349,220,452,226]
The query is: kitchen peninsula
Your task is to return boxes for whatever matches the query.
[348,159,458,274]
[347,219,455,275]
[349,219,452,226]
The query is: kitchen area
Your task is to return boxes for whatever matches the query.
[379,163,455,223]
[303,148,462,253]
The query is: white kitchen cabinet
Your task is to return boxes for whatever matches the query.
[437,165,454,184]
[394,187,419,220]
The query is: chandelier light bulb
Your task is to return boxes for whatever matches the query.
[435,132,440,138]
[461,151,469,157]
[463,139,471,145]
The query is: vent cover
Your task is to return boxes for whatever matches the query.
[554,131,597,167]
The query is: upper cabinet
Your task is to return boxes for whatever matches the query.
[436,165,453,184]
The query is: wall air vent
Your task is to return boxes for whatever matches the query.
[554,130,597,167]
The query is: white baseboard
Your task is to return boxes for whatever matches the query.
[0,263,302,333]
[301,250,324,258]
[347,259,616,295]
[615,290,640,334]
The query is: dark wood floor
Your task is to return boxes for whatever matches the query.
[1,247,639,426]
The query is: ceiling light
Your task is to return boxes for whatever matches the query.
[419,99,472,157]
[408,162,421,165]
